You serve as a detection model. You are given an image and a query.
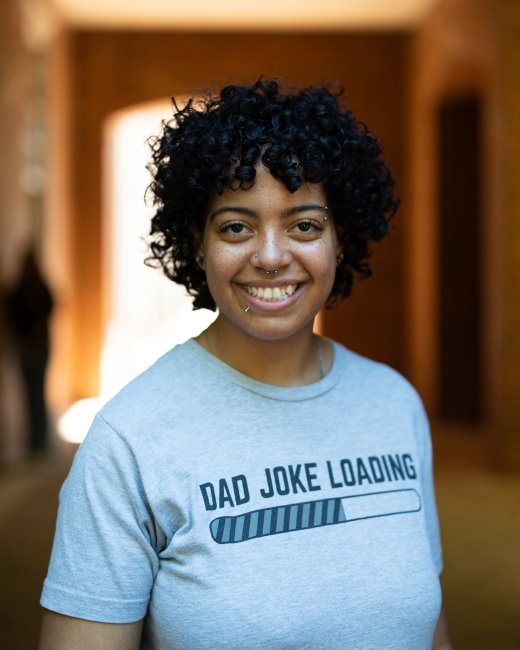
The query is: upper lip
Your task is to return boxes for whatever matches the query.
[239,280,303,288]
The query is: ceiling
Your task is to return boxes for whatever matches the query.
[50,0,439,30]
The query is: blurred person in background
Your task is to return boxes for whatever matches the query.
[6,248,53,453]
[38,79,452,650]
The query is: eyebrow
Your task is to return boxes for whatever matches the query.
[208,203,327,221]
[209,206,257,221]
[281,204,328,218]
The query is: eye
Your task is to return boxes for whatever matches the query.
[291,219,322,235]
[220,221,251,236]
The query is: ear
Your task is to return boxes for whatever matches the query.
[334,230,343,266]
[334,227,344,267]
[190,223,205,269]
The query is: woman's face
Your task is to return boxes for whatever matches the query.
[199,165,339,341]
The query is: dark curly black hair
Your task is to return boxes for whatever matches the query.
[146,78,398,310]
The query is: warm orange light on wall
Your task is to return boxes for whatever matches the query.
[52,0,439,30]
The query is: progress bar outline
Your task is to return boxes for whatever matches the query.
[209,488,422,545]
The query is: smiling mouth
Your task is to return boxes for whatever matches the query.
[243,284,299,302]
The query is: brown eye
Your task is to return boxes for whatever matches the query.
[294,220,321,234]
[220,221,249,235]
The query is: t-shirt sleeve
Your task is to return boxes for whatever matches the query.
[413,396,443,575]
[41,414,159,623]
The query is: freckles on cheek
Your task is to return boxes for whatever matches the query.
[205,244,245,295]
[313,246,337,280]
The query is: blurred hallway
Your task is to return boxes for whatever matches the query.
[1,433,519,649]
[2,0,520,647]
[432,425,520,649]
[436,472,520,649]
[0,456,70,648]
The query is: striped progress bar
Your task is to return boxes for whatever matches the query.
[209,488,421,544]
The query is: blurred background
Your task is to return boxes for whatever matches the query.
[0,0,519,647]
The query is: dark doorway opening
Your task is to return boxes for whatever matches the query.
[438,96,482,423]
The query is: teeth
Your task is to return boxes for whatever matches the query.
[244,284,298,302]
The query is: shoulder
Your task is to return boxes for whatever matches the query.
[333,341,422,405]
[93,339,206,444]
[331,342,428,433]
[332,342,431,450]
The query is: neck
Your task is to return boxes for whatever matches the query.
[198,314,331,387]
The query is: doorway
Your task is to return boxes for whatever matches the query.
[101,99,217,398]
[437,95,482,423]
[57,99,218,444]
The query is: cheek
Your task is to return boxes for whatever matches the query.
[203,244,244,295]
[205,244,244,279]
[301,242,337,287]
[312,252,338,304]
[322,257,338,295]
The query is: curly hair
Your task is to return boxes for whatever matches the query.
[146,78,398,311]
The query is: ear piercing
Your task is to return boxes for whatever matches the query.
[196,255,204,267]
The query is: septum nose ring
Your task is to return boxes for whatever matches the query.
[252,254,279,274]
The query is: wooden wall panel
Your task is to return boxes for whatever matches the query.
[66,30,409,398]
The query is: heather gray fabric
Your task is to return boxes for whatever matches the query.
[42,339,443,649]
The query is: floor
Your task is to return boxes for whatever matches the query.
[437,472,520,649]
[0,429,519,649]
[0,455,71,649]
[432,424,520,649]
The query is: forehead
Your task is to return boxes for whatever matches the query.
[209,166,326,214]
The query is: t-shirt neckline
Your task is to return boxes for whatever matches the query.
[184,337,345,401]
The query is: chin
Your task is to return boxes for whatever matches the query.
[233,313,317,342]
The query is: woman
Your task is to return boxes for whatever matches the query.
[39,80,452,649]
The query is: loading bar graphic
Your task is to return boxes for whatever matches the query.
[209,488,421,544]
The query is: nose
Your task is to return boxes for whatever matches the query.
[250,231,292,274]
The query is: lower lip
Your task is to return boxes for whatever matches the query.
[239,284,304,312]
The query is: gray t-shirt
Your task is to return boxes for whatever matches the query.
[42,339,442,649]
